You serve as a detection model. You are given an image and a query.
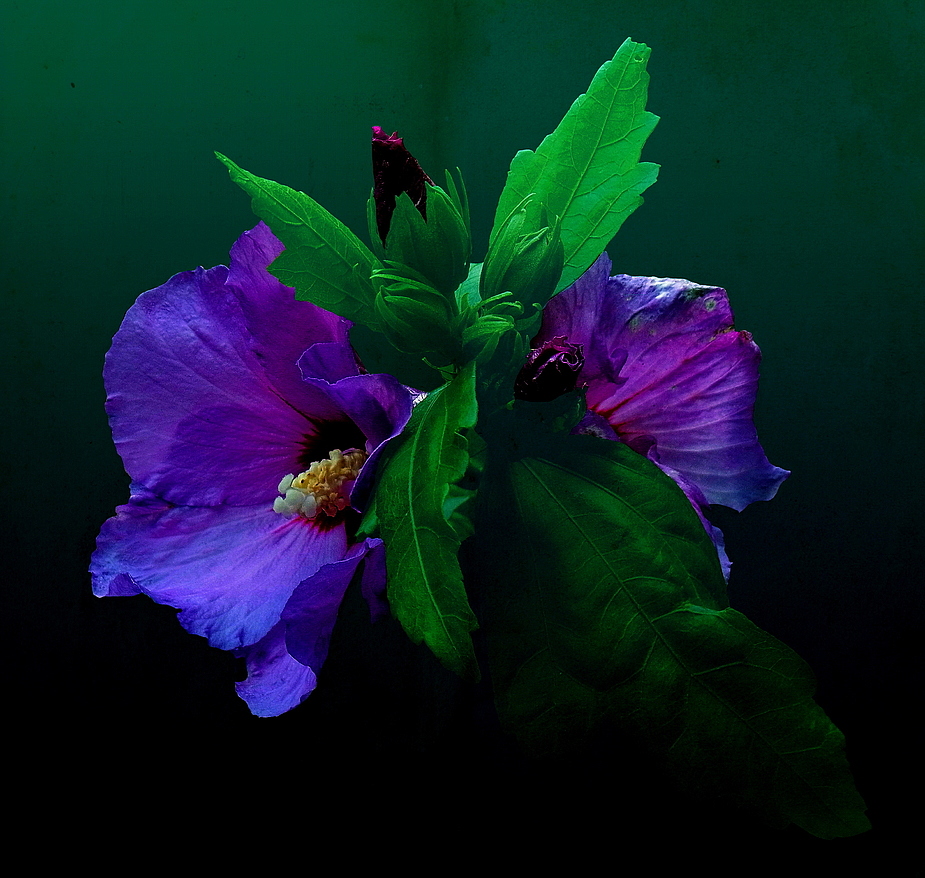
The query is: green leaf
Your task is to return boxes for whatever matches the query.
[349,323,446,391]
[455,262,483,312]
[492,38,659,292]
[374,363,480,679]
[216,153,381,325]
[468,425,870,839]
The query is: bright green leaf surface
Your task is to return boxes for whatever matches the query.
[469,426,869,839]
[492,38,659,293]
[375,363,480,679]
[217,153,381,325]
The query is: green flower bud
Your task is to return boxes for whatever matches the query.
[372,265,462,366]
[381,182,471,296]
[480,197,565,315]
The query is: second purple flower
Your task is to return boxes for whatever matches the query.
[534,253,790,575]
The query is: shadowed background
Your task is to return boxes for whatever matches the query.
[3,0,921,857]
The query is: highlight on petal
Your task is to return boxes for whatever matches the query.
[539,253,789,512]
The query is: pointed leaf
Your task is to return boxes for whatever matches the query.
[492,38,659,292]
[469,424,869,839]
[217,153,381,325]
[374,363,480,678]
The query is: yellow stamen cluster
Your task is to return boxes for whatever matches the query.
[273,449,369,520]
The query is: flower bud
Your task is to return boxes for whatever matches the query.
[514,336,584,401]
[481,198,565,311]
[384,185,471,296]
[372,267,462,366]
[371,126,433,245]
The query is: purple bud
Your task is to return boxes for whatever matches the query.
[372,126,434,245]
[514,336,585,402]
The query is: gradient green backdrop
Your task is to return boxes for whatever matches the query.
[3,0,921,855]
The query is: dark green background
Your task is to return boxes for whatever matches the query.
[3,0,921,855]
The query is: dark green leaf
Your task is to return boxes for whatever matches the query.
[492,38,659,292]
[468,425,870,839]
[375,363,480,679]
[217,153,381,324]
[349,323,446,391]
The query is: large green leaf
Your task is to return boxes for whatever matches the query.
[216,153,381,325]
[468,422,869,839]
[492,38,659,293]
[374,363,480,679]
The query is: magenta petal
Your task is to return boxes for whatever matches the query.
[104,224,350,507]
[235,622,318,717]
[91,492,349,650]
[540,254,789,511]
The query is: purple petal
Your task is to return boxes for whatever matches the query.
[298,341,363,385]
[91,491,349,650]
[540,254,789,511]
[297,361,415,512]
[104,225,354,507]
[538,254,628,387]
[227,223,352,403]
[650,457,733,581]
[298,367,414,452]
[281,541,372,669]
[358,538,389,622]
[234,622,318,717]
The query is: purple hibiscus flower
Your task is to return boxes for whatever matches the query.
[533,252,789,577]
[91,222,413,716]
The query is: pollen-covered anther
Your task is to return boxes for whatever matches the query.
[272,449,369,520]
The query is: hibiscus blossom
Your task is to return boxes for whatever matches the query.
[533,252,789,576]
[91,222,413,716]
